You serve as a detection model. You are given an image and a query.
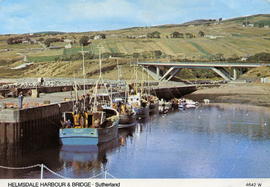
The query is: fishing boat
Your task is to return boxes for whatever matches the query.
[148,95,159,114]
[59,46,119,146]
[171,98,179,110]
[179,98,199,109]
[128,93,149,118]
[112,98,136,128]
[159,99,172,114]
[59,105,119,145]
[127,63,150,119]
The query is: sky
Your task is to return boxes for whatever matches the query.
[0,0,269,34]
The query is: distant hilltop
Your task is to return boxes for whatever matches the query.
[15,13,269,35]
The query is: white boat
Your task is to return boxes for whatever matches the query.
[159,99,172,114]
[179,99,199,109]
[128,93,149,118]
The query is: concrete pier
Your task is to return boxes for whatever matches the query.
[0,102,69,149]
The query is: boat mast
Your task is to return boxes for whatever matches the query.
[80,46,89,111]
[146,66,150,95]
[135,59,138,94]
[93,46,112,110]
[117,58,120,82]
[141,65,145,95]
[82,46,86,96]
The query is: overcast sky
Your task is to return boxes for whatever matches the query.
[0,0,269,34]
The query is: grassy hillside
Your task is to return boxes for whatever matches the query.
[0,14,270,79]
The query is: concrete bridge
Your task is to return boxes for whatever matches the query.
[138,61,270,81]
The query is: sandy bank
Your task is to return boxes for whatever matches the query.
[186,83,270,107]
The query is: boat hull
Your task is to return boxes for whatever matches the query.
[97,120,119,143]
[149,102,159,114]
[60,128,98,146]
[118,114,136,128]
[134,106,149,118]
[119,113,136,124]
[60,121,118,145]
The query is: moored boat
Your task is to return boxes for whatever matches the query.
[179,98,199,109]
[171,98,179,110]
[159,99,172,114]
[148,95,159,114]
[128,93,149,119]
[112,98,136,128]
[59,46,120,146]
[59,105,119,146]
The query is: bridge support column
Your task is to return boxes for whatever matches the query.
[156,67,160,77]
[233,68,238,80]
[166,68,180,81]
[141,66,161,81]
[160,67,175,81]
[211,67,232,81]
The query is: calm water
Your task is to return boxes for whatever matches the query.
[1,105,270,178]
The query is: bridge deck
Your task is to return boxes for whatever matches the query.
[138,61,270,68]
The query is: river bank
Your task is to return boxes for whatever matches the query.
[186,83,270,107]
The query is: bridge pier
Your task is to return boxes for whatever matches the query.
[160,67,175,81]
[233,68,238,80]
[142,66,161,81]
[167,68,180,81]
[211,67,232,81]
[156,66,160,77]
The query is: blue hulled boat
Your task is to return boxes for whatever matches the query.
[59,106,119,146]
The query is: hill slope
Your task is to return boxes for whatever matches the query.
[0,14,269,79]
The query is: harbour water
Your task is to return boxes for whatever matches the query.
[1,104,270,178]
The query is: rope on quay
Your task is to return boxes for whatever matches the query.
[89,172,104,179]
[0,163,117,179]
[42,165,67,179]
[106,171,116,179]
[0,164,41,170]
[90,169,116,179]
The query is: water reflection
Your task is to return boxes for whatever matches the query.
[59,139,120,178]
[119,126,136,146]
[2,105,270,178]
[186,105,270,140]
[0,145,61,179]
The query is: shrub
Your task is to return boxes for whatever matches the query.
[170,32,184,38]
[147,31,161,38]
[79,36,90,46]
[198,31,205,37]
